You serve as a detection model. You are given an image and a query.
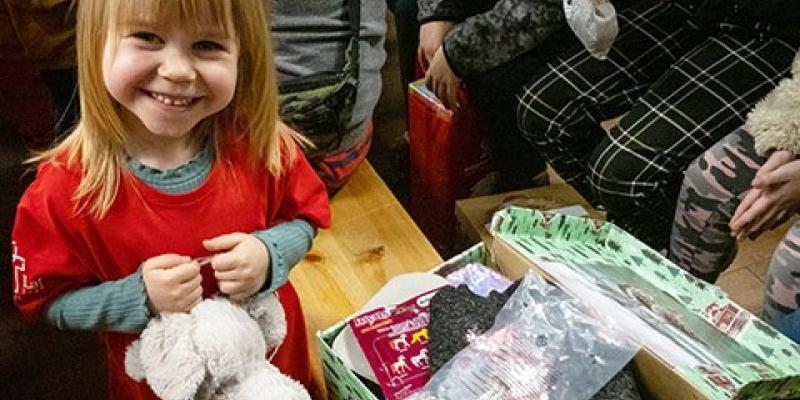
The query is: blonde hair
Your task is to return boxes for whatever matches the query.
[36,0,300,218]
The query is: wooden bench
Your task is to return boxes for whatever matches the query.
[291,161,443,399]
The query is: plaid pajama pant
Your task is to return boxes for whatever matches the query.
[517,0,798,250]
[669,128,800,335]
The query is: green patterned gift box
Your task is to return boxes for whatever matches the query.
[315,207,800,400]
[490,207,800,400]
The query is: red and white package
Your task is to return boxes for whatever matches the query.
[348,289,438,400]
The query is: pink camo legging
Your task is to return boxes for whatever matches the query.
[669,127,800,324]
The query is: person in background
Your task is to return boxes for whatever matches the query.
[416,0,576,192]
[271,0,387,193]
[386,0,420,93]
[12,1,331,398]
[518,0,800,251]
[670,52,800,343]
[1,0,78,137]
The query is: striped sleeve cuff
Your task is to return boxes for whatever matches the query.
[253,219,316,294]
[45,270,151,333]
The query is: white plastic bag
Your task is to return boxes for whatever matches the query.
[564,0,619,60]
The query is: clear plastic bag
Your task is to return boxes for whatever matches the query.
[409,271,638,400]
[564,0,619,60]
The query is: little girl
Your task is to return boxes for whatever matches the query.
[12,0,330,398]
[669,52,800,343]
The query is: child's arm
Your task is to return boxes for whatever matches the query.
[252,218,315,293]
[45,254,203,332]
[46,270,150,332]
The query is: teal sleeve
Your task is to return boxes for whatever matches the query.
[253,219,316,294]
[45,270,150,333]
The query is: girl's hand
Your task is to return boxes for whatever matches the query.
[142,254,203,314]
[731,152,800,240]
[203,233,269,302]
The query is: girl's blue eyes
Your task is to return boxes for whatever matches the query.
[130,32,225,51]
[194,41,225,51]
[132,32,161,43]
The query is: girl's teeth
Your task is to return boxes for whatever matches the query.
[152,92,192,106]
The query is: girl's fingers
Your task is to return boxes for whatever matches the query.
[214,267,239,281]
[186,286,203,312]
[203,233,245,252]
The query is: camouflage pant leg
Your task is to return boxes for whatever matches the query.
[669,127,800,323]
[669,127,765,282]
[763,224,800,325]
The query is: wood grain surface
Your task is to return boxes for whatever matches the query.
[291,161,443,399]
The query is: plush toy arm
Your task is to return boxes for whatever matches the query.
[124,340,146,381]
[245,293,287,350]
[128,313,207,400]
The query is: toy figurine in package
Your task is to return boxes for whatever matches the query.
[349,289,438,400]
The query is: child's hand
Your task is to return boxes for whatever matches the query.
[142,254,203,314]
[731,152,800,240]
[203,233,269,302]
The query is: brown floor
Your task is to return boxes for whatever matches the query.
[0,12,790,399]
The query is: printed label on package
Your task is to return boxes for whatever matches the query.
[349,289,438,400]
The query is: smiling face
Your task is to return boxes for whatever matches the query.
[102,16,239,145]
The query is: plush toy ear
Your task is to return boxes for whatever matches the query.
[124,339,145,381]
[137,313,207,400]
[245,293,287,351]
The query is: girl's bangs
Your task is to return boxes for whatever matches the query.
[111,0,236,38]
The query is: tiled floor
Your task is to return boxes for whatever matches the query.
[717,217,797,315]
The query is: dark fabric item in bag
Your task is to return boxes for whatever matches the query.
[427,283,516,373]
[278,0,360,158]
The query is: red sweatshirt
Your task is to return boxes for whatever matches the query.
[12,141,330,399]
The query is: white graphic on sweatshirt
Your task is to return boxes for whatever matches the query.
[12,241,43,299]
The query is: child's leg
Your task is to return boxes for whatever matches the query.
[272,282,312,389]
[669,127,766,282]
[764,223,800,341]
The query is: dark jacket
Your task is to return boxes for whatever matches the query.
[693,0,800,42]
[418,0,564,77]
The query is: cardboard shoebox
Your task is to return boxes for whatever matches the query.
[317,207,800,400]
[454,182,606,247]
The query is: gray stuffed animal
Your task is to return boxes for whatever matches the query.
[125,293,311,400]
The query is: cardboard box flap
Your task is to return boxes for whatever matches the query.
[488,207,800,400]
